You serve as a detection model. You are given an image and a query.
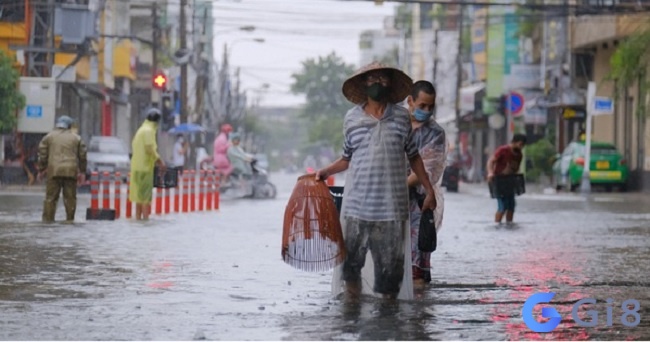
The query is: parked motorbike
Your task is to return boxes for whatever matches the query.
[220,159,277,199]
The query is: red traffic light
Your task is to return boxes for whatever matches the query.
[153,72,168,89]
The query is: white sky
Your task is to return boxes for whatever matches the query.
[211,0,396,107]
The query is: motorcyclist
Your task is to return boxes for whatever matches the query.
[213,123,234,184]
[227,133,255,181]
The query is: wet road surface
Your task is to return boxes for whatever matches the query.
[0,173,649,340]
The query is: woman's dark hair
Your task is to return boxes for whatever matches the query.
[411,80,436,99]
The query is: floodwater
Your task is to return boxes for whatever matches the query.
[0,173,649,340]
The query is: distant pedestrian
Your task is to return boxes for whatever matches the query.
[213,123,234,184]
[486,134,527,223]
[37,115,88,223]
[129,108,166,221]
[172,134,188,170]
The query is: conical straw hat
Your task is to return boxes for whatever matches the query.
[342,61,413,105]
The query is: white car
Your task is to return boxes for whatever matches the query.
[86,136,130,178]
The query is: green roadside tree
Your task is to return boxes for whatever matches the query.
[609,28,650,118]
[290,52,356,150]
[0,50,26,133]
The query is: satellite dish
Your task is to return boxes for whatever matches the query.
[489,114,506,130]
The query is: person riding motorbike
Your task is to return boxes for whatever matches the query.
[227,133,255,181]
[213,123,234,184]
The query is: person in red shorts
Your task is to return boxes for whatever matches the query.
[486,134,527,223]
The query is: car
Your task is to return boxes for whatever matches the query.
[552,140,628,192]
[442,153,460,192]
[86,136,131,179]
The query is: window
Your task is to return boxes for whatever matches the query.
[573,144,617,156]
[0,0,25,22]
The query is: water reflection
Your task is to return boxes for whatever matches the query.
[282,296,437,341]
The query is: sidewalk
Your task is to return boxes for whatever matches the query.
[457,179,650,206]
[0,183,46,194]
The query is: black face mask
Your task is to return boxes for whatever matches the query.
[367,83,389,102]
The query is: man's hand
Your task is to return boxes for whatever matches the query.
[487,173,494,182]
[77,173,86,185]
[157,159,167,172]
[315,169,328,181]
[422,192,437,212]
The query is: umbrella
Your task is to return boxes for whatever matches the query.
[168,123,206,134]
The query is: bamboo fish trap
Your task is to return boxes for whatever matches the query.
[282,174,346,272]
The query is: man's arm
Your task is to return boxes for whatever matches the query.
[145,141,165,171]
[315,157,349,181]
[37,135,49,172]
[78,138,88,175]
[408,129,447,188]
[408,154,436,211]
[486,148,502,181]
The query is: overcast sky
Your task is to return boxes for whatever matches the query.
[210,0,396,107]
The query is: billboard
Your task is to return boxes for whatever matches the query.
[17,77,56,133]
[471,7,488,81]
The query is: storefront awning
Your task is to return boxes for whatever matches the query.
[460,82,485,112]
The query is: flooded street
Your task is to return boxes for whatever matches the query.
[1,173,649,340]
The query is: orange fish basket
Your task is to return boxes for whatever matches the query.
[282,174,346,272]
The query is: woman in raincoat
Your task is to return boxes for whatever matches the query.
[213,123,234,184]
[405,81,447,288]
[129,108,166,220]
[316,62,436,301]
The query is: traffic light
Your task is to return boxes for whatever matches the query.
[153,71,168,90]
[161,91,175,131]
[497,94,508,115]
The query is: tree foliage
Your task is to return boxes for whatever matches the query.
[0,50,26,133]
[290,52,356,149]
[610,28,650,89]
[525,138,556,182]
[609,28,650,117]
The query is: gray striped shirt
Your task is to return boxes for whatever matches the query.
[341,103,418,221]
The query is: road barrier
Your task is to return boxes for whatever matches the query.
[86,169,221,220]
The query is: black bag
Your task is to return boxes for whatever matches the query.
[410,187,437,253]
[488,174,526,198]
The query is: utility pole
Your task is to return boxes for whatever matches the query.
[195,8,208,126]
[432,25,438,90]
[180,0,188,124]
[152,4,160,106]
[454,2,464,158]
[189,7,209,169]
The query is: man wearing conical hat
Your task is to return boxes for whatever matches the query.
[316,62,437,300]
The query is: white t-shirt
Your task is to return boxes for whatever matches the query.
[172,140,186,167]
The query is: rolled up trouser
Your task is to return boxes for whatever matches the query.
[43,176,77,222]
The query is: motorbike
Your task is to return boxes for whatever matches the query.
[219,159,277,199]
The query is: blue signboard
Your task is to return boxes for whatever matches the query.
[509,92,524,114]
[26,105,43,118]
[593,97,614,115]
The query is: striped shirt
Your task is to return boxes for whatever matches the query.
[341,103,418,221]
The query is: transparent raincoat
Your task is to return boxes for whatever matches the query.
[411,120,447,233]
[331,104,415,301]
